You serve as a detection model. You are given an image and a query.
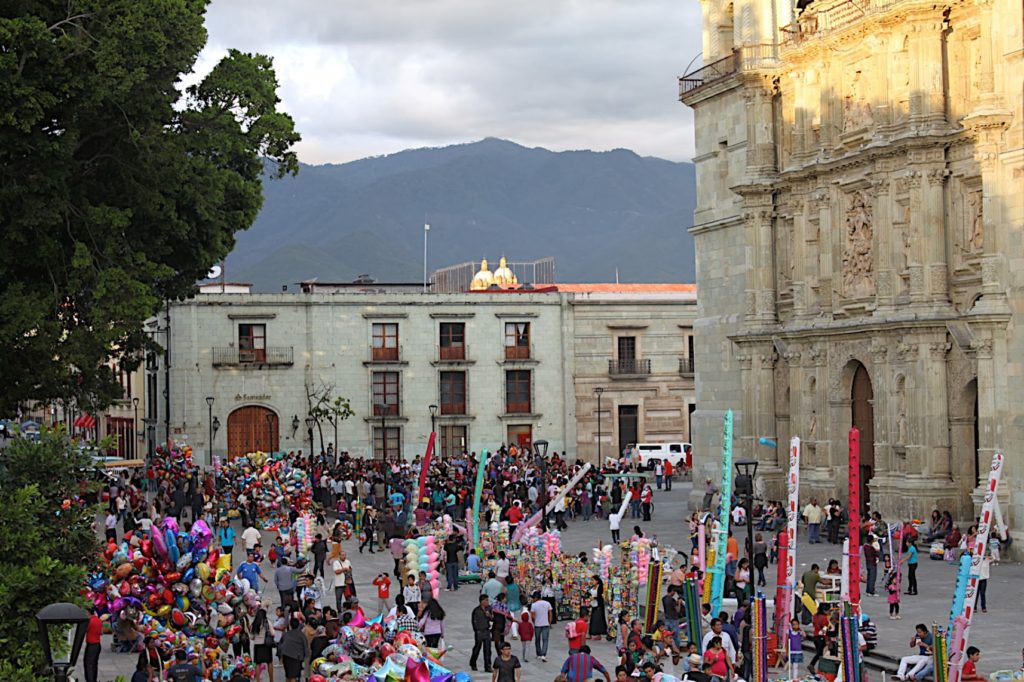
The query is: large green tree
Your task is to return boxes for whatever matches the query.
[0,0,300,414]
[0,430,100,680]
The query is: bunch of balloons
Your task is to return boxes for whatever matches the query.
[150,445,195,484]
[87,516,263,680]
[312,622,471,682]
[403,536,442,597]
[217,454,314,530]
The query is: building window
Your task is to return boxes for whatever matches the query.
[440,371,467,415]
[373,426,401,460]
[438,425,468,458]
[505,369,532,413]
[504,322,531,359]
[238,324,266,363]
[439,322,466,360]
[617,336,636,361]
[372,323,399,361]
[371,372,400,415]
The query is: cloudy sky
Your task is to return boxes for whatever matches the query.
[197,1,702,165]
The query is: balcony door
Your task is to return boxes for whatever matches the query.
[618,404,638,456]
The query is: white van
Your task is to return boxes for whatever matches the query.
[634,442,692,470]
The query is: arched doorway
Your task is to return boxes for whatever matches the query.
[227,406,279,458]
[850,362,874,515]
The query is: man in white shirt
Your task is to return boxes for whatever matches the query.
[241,524,262,552]
[701,618,737,664]
[803,498,825,544]
[530,597,553,661]
[609,512,622,544]
[332,550,354,612]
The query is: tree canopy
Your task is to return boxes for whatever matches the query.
[0,430,100,679]
[0,0,300,414]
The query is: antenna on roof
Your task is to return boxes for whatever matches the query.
[616,267,620,285]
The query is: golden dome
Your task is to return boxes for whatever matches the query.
[470,259,494,290]
[493,257,518,287]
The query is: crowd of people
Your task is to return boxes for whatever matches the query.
[86,438,1015,682]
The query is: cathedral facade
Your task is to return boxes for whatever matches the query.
[680,0,1022,526]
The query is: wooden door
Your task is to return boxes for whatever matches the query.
[851,364,874,514]
[227,406,279,458]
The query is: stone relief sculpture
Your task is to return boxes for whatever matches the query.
[967,191,984,252]
[841,190,876,298]
[843,69,874,132]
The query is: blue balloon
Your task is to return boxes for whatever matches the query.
[453,673,473,682]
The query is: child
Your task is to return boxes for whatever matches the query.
[961,646,982,681]
[679,642,699,673]
[518,611,535,662]
[786,618,803,681]
[372,573,392,615]
[887,570,901,619]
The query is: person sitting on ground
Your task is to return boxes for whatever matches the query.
[893,624,934,681]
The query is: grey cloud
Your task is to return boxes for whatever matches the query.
[202,0,701,163]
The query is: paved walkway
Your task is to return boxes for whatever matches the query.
[85,481,1023,681]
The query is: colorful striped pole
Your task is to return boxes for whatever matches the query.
[752,593,768,682]
[848,428,861,614]
[840,605,861,682]
[778,436,800,640]
[949,452,1003,682]
[684,578,704,653]
[709,410,734,617]
[471,448,489,547]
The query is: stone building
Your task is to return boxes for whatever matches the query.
[150,278,696,464]
[679,0,1023,525]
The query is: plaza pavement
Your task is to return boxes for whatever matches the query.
[86,480,1023,681]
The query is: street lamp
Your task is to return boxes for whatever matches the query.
[734,459,759,564]
[205,396,215,465]
[35,602,90,682]
[594,387,605,465]
[305,416,315,455]
[132,397,140,459]
[429,404,438,434]
[291,415,300,438]
[266,412,275,455]
[534,439,550,530]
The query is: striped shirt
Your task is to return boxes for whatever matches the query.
[561,654,607,682]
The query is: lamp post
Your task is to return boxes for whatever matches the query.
[594,387,605,465]
[534,438,549,530]
[132,397,140,459]
[35,602,90,682]
[266,412,276,456]
[205,396,215,466]
[291,415,300,440]
[429,404,438,435]
[305,416,315,456]
[734,459,759,563]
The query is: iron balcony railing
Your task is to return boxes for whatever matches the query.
[678,44,780,99]
[609,358,652,376]
[679,356,695,375]
[212,347,293,367]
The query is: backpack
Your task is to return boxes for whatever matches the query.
[564,620,577,639]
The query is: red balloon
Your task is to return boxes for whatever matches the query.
[147,593,162,608]
[118,581,131,596]
[379,643,395,658]
[141,540,153,558]
[103,546,116,561]
[133,556,147,570]
[171,609,185,627]
[162,589,174,604]
[165,572,181,584]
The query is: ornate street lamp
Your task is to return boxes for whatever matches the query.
[291,415,300,437]
[131,397,140,458]
[734,459,759,562]
[429,404,438,434]
[35,602,90,682]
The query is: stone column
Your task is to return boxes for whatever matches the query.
[871,176,895,311]
[906,171,926,303]
[924,168,950,304]
[907,19,946,128]
[737,350,755,457]
[925,340,952,478]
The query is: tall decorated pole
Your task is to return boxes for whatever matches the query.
[471,448,490,547]
[417,431,436,507]
[848,427,862,613]
[709,410,734,617]
[948,452,1003,682]
[698,519,707,594]
[774,531,788,640]
[777,436,800,640]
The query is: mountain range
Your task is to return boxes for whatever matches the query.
[226,138,696,290]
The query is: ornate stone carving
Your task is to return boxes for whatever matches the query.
[737,351,754,370]
[896,340,919,362]
[929,341,951,359]
[894,374,908,445]
[807,345,826,367]
[927,168,950,186]
[966,190,984,253]
[745,290,757,317]
[843,69,874,132]
[970,338,993,359]
[841,190,876,298]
